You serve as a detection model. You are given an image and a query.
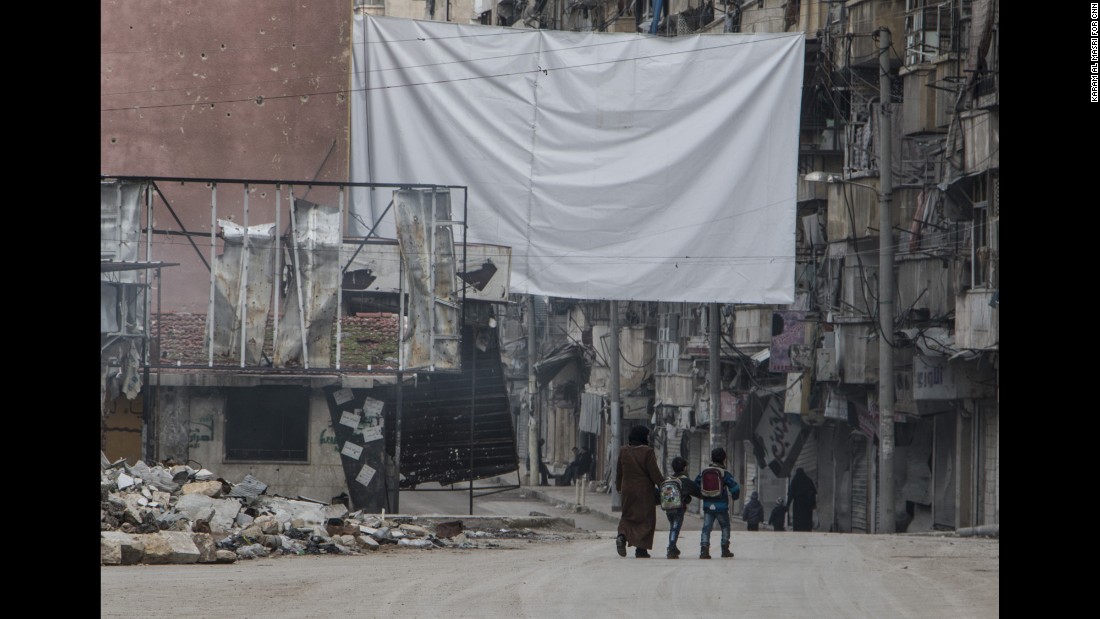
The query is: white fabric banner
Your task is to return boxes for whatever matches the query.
[351,15,803,303]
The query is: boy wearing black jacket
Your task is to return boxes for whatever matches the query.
[662,456,702,559]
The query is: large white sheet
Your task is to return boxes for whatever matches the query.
[351,15,803,304]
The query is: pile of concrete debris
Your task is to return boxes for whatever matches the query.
[99,454,521,566]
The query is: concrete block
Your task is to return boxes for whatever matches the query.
[175,494,242,533]
[117,473,136,490]
[336,534,358,548]
[140,533,173,564]
[254,515,281,535]
[142,531,200,564]
[358,536,380,550]
[103,532,146,565]
[266,499,328,528]
[398,523,431,537]
[322,504,349,520]
[214,549,237,563]
[192,533,218,563]
[182,481,224,497]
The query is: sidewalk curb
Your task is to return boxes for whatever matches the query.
[520,487,622,527]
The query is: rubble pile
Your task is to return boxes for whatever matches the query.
[100,455,524,566]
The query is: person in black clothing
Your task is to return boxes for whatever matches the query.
[768,497,788,531]
[787,467,817,531]
[559,446,593,486]
[741,491,765,531]
[526,439,555,486]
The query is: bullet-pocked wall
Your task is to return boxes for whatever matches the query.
[155,384,347,501]
[101,0,351,313]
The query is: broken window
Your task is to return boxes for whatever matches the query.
[224,386,309,462]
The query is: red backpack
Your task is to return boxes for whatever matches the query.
[699,466,724,498]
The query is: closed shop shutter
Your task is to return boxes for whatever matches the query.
[795,430,817,479]
[851,434,869,533]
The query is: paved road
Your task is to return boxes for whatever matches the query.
[101,484,999,618]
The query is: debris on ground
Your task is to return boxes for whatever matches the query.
[100,454,570,565]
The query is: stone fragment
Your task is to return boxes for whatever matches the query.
[169,465,193,485]
[192,533,218,563]
[101,531,144,565]
[399,523,431,537]
[335,534,358,548]
[142,531,200,564]
[130,461,179,492]
[239,524,263,542]
[214,549,237,563]
[254,514,281,535]
[322,504,349,520]
[434,520,464,539]
[117,473,136,490]
[182,480,224,497]
[398,538,433,548]
[358,536,380,550]
[175,494,242,533]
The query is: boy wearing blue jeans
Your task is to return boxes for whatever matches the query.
[663,456,701,559]
[694,447,741,559]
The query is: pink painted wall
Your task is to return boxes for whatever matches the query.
[101,1,351,312]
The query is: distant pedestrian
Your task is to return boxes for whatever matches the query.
[768,497,788,531]
[528,439,555,486]
[659,456,702,559]
[615,425,664,558]
[741,491,765,531]
[787,467,817,532]
[694,447,741,559]
[559,446,592,486]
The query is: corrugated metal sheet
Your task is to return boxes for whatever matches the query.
[851,434,869,533]
[227,474,269,498]
[211,220,276,364]
[377,323,518,487]
[275,196,341,368]
[394,188,460,371]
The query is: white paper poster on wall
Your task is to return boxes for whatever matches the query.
[339,410,362,429]
[355,464,377,487]
[341,442,364,460]
[363,397,385,417]
[361,426,384,443]
[333,388,354,406]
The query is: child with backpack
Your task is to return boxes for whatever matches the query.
[693,447,741,559]
[658,456,702,559]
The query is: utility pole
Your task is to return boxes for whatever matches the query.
[610,300,621,511]
[527,295,539,487]
[877,27,895,535]
[709,303,720,457]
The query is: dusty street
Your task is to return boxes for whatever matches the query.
[101,529,998,619]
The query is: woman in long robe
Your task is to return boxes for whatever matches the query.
[787,467,817,532]
[615,425,664,558]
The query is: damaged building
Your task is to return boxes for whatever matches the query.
[101,178,520,511]
[102,0,998,534]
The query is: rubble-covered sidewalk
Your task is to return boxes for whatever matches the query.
[100,453,571,565]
